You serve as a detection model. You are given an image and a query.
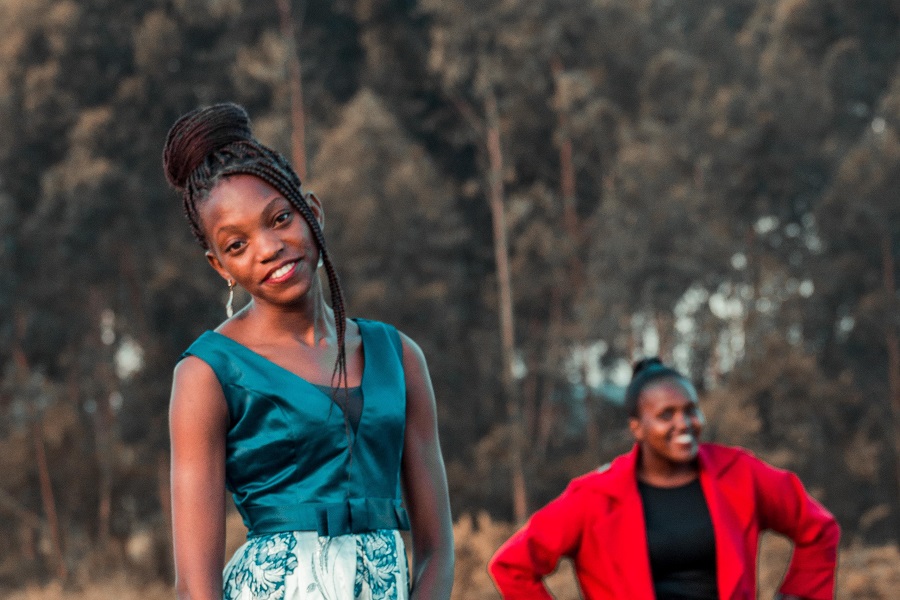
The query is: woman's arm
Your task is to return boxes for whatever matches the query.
[399,333,455,600]
[488,480,587,599]
[169,356,229,600]
[750,456,840,600]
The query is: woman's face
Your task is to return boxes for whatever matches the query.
[198,174,323,310]
[629,379,704,467]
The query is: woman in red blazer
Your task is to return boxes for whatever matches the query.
[489,358,839,600]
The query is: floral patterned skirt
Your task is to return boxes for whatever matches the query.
[223,529,409,600]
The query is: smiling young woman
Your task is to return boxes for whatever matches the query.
[163,103,453,600]
[201,174,324,311]
[489,358,839,600]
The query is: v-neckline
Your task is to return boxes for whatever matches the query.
[205,319,367,398]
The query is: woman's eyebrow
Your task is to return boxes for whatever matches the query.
[261,195,289,215]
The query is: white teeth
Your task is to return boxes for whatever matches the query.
[674,434,695,444]
[270,262,295,279]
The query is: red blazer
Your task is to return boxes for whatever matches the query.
[489,443,839,600]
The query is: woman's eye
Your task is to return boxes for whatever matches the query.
[225,240,245,253]
[274,211,292,225]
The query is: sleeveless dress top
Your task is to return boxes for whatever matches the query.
[181,318,410,600]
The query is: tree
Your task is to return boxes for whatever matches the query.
[816,117,900,538]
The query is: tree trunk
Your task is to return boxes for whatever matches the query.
[552,58,579,240]
[623,313,635,362]
[552,58,598,452]
[545,287,568,447]
[742,226,759,354]
[96,392,113,546]
[13,318,67,582]
[707,342,723,389]
[276,0,308,180]
[485,90,528,524]
[656,311,674,363]
[33,418,67,582]
[551,56,588,299]
[277,0,306,181]
[88,291,116,549]
[880,232,900,538]
[532,297,565,460]
[522,333,539,442]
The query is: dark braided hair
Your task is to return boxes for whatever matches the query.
[162,103,349,390]
[623,357,692,418]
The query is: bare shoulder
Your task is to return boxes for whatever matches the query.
[170,356,228,425]
[172,355,221,396]
[397,330,430,381]
[397,329,424,359]
[394,331,438,423]
[174,354,218,381]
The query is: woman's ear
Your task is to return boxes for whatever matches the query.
[205,250,232,284]
[629,417,644,442]
[305,191,324,232]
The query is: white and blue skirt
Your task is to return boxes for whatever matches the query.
[223,529,409,600]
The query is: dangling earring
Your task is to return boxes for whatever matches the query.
[317,255,324,270]
[226,280,235,318]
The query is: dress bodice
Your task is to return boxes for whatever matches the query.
[181,318,410,537]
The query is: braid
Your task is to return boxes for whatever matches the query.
[162,103,349,392]
[224,158,349,390]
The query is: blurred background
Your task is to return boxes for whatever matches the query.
[0,0,898,597]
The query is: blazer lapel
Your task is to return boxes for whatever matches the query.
[698,445,746,600]
[603,447,655,600]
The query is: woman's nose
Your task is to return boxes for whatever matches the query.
[259,232,284,262]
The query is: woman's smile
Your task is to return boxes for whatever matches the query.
[673,432,696,445]
[264,260,300,284]
[631,380,704,469]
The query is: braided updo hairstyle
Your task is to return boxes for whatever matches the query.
[163,102,349,389]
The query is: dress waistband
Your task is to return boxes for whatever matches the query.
[240,497,411,537]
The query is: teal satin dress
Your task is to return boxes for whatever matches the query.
[181,318,410,600]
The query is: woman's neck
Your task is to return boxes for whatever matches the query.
[241,286,337,348]
[636,450,699,488]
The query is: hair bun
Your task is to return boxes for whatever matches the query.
[632,357,664,376]
[163,102,253,190]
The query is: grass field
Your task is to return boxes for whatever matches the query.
[5,512,898,599]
